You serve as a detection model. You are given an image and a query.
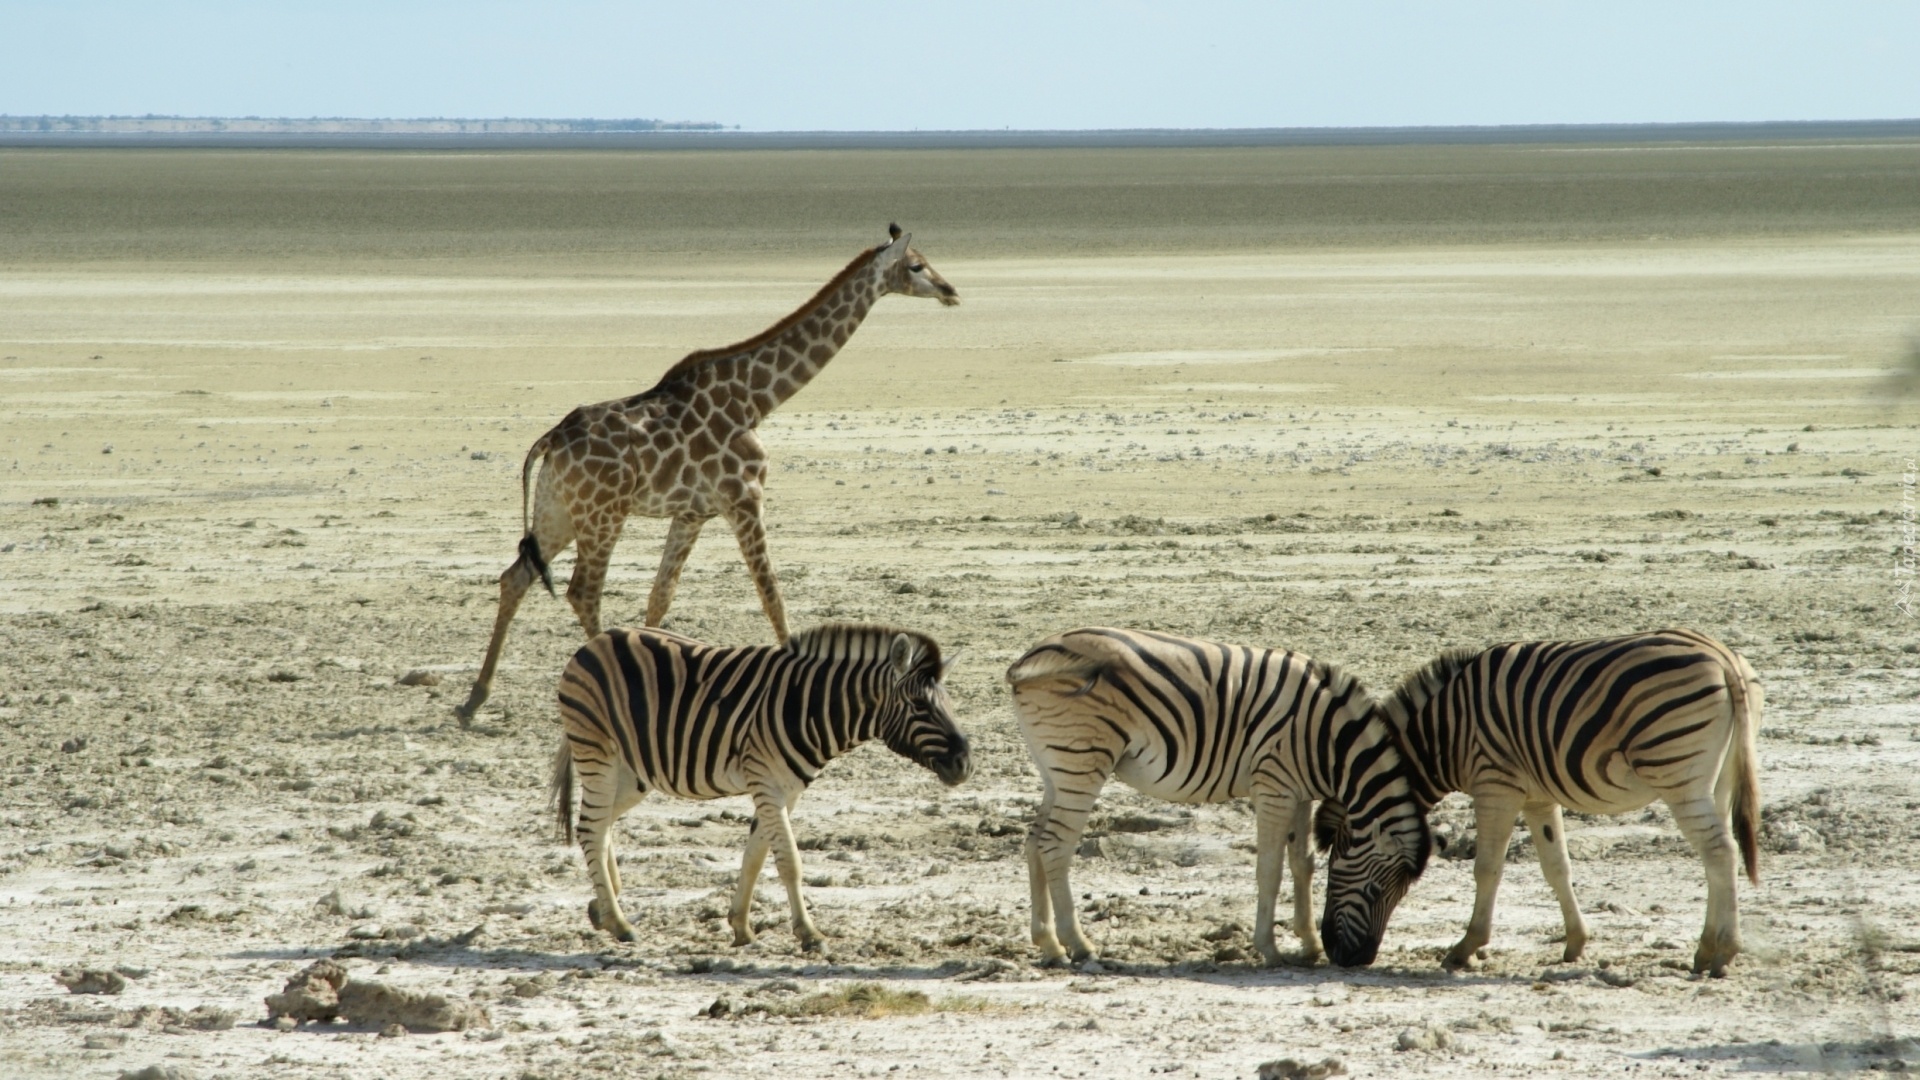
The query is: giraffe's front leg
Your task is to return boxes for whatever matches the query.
[753,787,824,951]
[722,501,790,644]
[646,514,706,629]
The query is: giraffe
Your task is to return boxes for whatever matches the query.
[454,225,959,724]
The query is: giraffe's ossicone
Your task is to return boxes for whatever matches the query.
[454,226,959,724]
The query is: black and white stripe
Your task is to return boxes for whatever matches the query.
[552,622,971,948]
[1349,627,1762,976]
[1007,627,1432,968]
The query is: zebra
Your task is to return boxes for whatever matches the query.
[551,622,972,949]
[1321,627,1762,977]
[1007,627,1433,968]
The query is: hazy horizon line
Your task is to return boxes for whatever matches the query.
[5,116,1919,151]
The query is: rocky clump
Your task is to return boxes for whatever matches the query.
[54,968,127,995]
[264,959,488,1033]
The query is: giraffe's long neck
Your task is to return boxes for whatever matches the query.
[733,252,886,422]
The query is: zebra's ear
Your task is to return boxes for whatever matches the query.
[939,648,962,679]
[889,633,920,677]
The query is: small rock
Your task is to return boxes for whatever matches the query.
[55,968,127,995]
[84,1033,128,1049]
[379,1023,407,1038]
[1396,1025,1453,1052]
[1258,1058,1347,1080]
[118,1067,194,1080]
[271,1016,298,1031]
[507,972,556,999]
[60,737,88,754]
[397,669,442,687]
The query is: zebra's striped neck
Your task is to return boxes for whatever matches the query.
[1377,647,1479,808]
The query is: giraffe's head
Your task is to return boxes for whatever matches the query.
[877,223,959,307]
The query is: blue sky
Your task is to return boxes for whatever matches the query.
[4,1,1916,130]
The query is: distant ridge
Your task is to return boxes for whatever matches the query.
[3,117,1917,150]
[0,115,726,136]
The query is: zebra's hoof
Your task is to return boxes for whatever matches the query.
[586,900,605,931]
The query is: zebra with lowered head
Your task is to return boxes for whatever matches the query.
[552,622,972,949]
[1320,627,1762,977]
[1007,627,1432,968]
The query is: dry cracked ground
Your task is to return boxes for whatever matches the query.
[1,144,1918,1079]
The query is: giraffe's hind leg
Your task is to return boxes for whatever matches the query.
[456,512,575,724]
[575,756,646,942]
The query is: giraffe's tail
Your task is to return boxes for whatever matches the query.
[518,429,558,595]
[520,534,554,596]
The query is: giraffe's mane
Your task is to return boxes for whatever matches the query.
[1381,646,1479,720]
[785,622,940,668]
[646,243,886,391]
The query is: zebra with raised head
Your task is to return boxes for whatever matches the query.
[1007,627,1433,969]
[1323,627,1762,977]
[552,622,972,949]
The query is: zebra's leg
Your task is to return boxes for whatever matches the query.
[1250,791,1304,966]
[1025,788,1063,961]
[1523,802,1588,963]
[728,814,772,947]
[1027,769,1106,965]
[1666,791,1742,976]
[1287,800,1323,964]
[753,787,825,951]
[1445,794,1524,969]
[576,757,645,942]
[645,513,706,629]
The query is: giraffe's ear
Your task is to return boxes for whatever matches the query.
[879,228,912,267]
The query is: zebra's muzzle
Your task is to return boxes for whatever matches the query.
[929,743,973,787]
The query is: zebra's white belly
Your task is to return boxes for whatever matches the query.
[1113,751,1249,804]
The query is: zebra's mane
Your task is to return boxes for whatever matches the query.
[785,622,941,669]
[1378,646,1480,723]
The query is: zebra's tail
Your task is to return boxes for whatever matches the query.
[1005,640,1107,697]
[518,429,557,595]
[1725,651,1764,886]
[550,738,577,846]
